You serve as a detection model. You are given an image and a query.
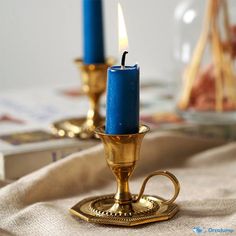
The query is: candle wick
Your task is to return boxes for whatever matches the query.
[121,51,128,69]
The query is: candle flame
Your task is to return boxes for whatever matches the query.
[118,3,128,52]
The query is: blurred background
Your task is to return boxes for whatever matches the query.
[1,0,236,180]
[0,0,179,91]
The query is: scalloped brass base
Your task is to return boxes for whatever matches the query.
[51,117,105,139]
[70,194,179,226]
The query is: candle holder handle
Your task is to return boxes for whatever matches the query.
[135,170,180,205]
[70,125,181,226]
[52,58,115,139]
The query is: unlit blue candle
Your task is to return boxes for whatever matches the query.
[83,0,105,64]
[105,65,140,134]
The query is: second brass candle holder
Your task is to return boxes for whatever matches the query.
[52,58,114,139]
[70,125,180,226]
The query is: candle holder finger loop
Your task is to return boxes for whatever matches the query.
[135,170,180,205]
[52,58,115,139]
[70,125,181,226]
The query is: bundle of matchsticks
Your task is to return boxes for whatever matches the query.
[178,0,236,112]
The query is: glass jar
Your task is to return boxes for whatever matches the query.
[174,0,236,123]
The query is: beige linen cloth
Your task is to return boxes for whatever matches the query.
[0,131,235,236]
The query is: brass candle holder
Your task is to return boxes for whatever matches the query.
[70,125,180,226]
[52,58,114,139]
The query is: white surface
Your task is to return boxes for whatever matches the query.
[0,0,181,91]
[0,82,175,135]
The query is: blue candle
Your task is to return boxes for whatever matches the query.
[83,0,105,64]
[106,52,140,134]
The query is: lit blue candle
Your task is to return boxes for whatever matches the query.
[83,0,105,64]
[105,52,140,134]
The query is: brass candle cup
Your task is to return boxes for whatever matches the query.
[70,125,180,226]
[52,58,115,139]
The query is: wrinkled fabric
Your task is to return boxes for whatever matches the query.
[0,131,235,236]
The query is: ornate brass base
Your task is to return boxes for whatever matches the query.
[52,117,105,139]
[70,194,178,226]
